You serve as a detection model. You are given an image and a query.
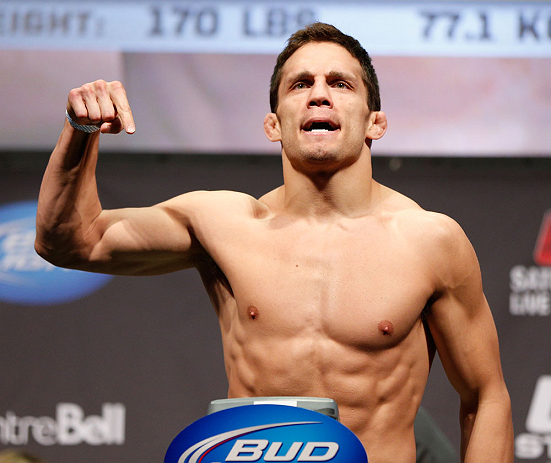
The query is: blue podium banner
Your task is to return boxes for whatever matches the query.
[165,404,367,463]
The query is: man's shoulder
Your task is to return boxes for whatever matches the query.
[378,185,470,254]
[163,189,271,220]
[394,208,465,243]
[380,197,478,287]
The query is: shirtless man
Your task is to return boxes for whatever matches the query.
[35,23,513,463]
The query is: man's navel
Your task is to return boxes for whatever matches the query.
[378,319,394,336]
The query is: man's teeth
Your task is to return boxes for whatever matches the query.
[305,122,337,132]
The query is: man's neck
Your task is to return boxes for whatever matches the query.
[279,151,379,220]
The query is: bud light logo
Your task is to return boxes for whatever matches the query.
[165,404,367,463]
[0,201,112,305]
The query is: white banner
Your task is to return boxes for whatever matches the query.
[1,1,550,57]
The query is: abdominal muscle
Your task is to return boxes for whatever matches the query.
[220,311,432,463]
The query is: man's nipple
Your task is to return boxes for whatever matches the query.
[247,306,259,320]
[378,319,394,336]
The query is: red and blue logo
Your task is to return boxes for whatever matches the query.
[165,404,367,463]
[534,210,551,267]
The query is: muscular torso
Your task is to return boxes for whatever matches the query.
[191,186,440,463]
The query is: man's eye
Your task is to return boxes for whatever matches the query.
[294,82,307,89]
[335,82,348,89]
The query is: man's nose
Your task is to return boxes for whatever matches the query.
[308,81,332,108]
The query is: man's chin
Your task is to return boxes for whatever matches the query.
[292,150,349,174]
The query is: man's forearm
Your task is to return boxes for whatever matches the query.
[460,393,514,463]
[36,80,135,268]
[35,120,103,267]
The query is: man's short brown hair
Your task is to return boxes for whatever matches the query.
[269,22,381,114]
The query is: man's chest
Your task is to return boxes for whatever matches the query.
[207,219,436,347]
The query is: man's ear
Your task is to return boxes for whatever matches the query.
[264,113,281,142]
[366,111,388,141]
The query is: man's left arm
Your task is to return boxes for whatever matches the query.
[425,215,514,463]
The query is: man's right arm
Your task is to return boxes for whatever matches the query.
[35,80,203,275]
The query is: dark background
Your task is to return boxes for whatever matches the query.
[1,151,550,462]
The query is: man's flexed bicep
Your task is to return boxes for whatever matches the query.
[36,188,205,275]
[62,199,205,275]
[424,215,513,463]
[36,79,139,271]
[35,80,207,275]
[37,185,261,275]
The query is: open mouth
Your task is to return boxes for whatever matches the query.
[303,121,339,133]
